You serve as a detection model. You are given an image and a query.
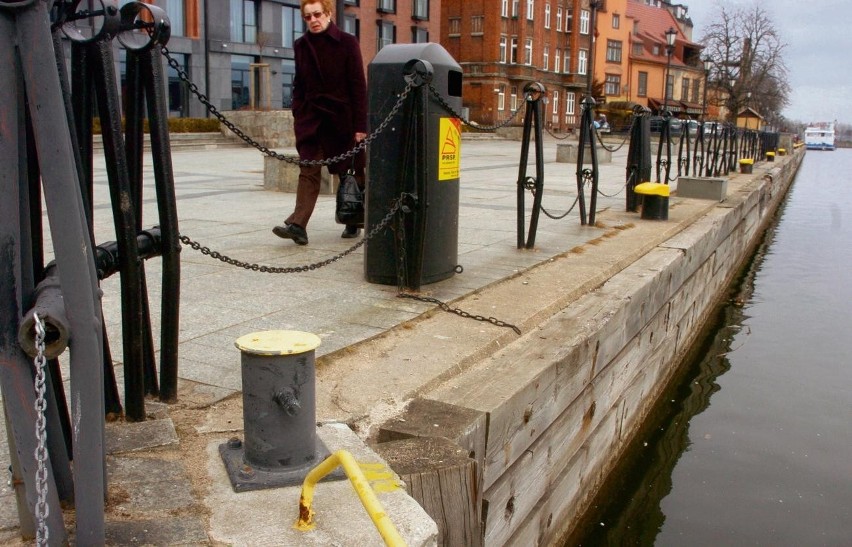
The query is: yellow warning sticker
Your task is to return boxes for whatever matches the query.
[438,117,461,181]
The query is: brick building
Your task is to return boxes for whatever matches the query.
[59,0,442,118]
[441,0,596,132]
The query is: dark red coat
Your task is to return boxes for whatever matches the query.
[292,23,367,174]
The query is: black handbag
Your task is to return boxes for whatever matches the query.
[335,164,364,226]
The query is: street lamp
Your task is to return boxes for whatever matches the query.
[701,57,712,122]
[745,91,752,130]
[729,75,737,123]
[661,26,677,113]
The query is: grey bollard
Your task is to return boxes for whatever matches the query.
[219,330,343,491]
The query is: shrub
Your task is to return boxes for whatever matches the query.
[91,117,220,134]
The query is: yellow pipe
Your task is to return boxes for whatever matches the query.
[295,450,407,547]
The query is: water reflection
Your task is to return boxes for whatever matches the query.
[566,216,774,547]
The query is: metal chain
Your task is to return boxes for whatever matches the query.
[427,83,526,132]
[32,313,50,547]
[164,47,520,334]
[179,193,412,273]
[161,46,412,168]
[544,126,574,140]
[397,293,522,335]
[535,178,582,220]
[594,115,636,153]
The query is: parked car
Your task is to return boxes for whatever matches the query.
[649,116,683,135]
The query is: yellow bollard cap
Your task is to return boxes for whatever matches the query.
[739,158,754,165]
[235,330,321,356]
[634,182,670,197]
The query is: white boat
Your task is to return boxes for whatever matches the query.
[804,123,836,151]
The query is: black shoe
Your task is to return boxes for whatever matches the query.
[341,225,361,239]
[273,223,308,245]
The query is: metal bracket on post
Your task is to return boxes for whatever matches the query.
[516,82,546,249]
[576,95,600,225]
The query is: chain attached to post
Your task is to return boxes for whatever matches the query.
[32,313,50,547]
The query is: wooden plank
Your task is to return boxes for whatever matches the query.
[376,437,482,547]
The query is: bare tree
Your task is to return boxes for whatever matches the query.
[699,1,789,124]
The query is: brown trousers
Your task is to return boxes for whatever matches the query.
[285,163,366,229]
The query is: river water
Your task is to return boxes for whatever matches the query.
[569,150,852,546]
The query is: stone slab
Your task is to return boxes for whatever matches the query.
[556,142,612,163]
[263,150,335,194]
[677,176,729,201]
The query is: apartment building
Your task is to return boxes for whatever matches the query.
[71,0,441,118]
[620,0,707,118]
[441,0,596,131]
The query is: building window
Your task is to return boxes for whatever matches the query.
[605,74,620,95]
[281,59,295,108]
[343,14,359,37]
[512,0,519,17]
[556,7,562,30]
[344,0,358,4]
[511,86,518,110]
[606,40,622,63]
[565,8,572,32]
[692,79,700,103]
[563,50,570,73]
[579,9,590,34]
[652,44,660,56]
[554,49,560,73]
[471,15,484,35]
[566,91,576,115]
[412,26,428,42]
[681,78,689,101]
[552,89,559,114]
[526,0,534,20]
[665,74,674,100]
[377,21,395,51]
[524,38,533,65]
[632,41,643,56]
[501,0,508,17]
[578,49,588,74]
[413,0,428,20]
[544,3,551,28]
[230,0,256,43]
[448,17,460,36]
[612,13,620,29]
[543,46,549,70]
[282,6,305,48]
[166,52,189,115]
[499,35,508,63]
[498,87,506,111]
[510,36,518,63]
[377,0,395,13]
[166,0,184,37]
[231,54,254,109]
[638,71,648,96]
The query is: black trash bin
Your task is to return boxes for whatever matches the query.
[364,43,463,286]
[634,182,670,220]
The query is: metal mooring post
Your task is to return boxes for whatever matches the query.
[220,331,344,492]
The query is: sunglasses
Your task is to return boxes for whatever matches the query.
[303,10,325,21]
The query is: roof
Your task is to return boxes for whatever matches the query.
[626,0,701,67]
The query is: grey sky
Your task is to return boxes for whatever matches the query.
[686,0,851,124]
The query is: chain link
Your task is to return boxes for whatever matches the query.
[427,83,526,132]
[32,314,50,547]
[163,47,521,335]
[397,293,522,335]
[161,46,412,168]
[179,194,411,273]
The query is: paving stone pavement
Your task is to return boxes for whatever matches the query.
[1,133,652,544]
